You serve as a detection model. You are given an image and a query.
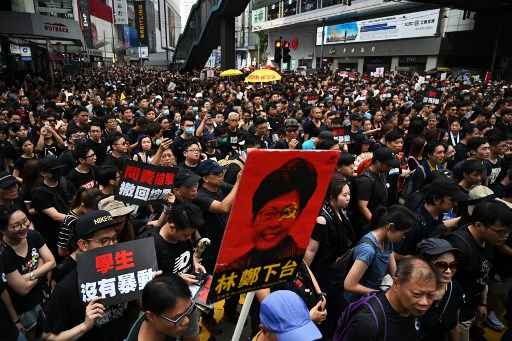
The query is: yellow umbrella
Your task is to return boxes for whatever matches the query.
[244,69,281,83]
[220,69,243,77]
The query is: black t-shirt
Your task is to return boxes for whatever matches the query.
[342,292,420,341]
[66,168,96,193]
[52,256,77,284]
[154,232,194,275]
[419,281,465,341]
[194,184,231,272]
[395,204,444,255]
[303,118,327,138]
[32,182,70,254]
[14,156,36,172]
[88,139,108,165]
[350,170,388,235]
[101,154,129,172]
[446,226,491,321]
[44,269,134,341]
[39,141,64,157]
[0,246,19,341]
[3,230,45,313]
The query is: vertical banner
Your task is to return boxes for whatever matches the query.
[113,0,129,25]
[78,0,93,48]
[208,150,339,303]
[134,0,148,46]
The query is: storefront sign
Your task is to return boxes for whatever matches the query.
[116,160,177,205]
[317,9,439,45]
[78,0,93,48]
[20,46,32,61]
[77,238,158,306]
[134,0,149,46]
[10,44,20,55]
[113,0,128,25]
[208,150,338,303]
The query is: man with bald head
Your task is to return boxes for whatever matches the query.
[337,257,440,341]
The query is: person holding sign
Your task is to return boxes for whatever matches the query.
[44,210,135,341]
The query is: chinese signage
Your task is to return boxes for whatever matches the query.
[422,87,441,105]
[116,160,177,205]
[316,9,440,45]
[113,0,128,25]
[77,238,158,306]
[134,0,149,46]
[208,150,338,303]
[78,0,93,48]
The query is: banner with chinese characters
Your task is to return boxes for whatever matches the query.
[208,150,338,303]
[77,238,158,306]
[134,0,148,46]
[116,160,177,205]
[422,86,441,105]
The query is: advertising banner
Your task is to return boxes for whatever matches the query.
[113,0,128,25]
[77,238,158,306]
[252,7,266,27]
[317,9,440,45]
[208,150,338,302]
[134,0,149,46]
[78,0,93,48]
[116,160,177,205]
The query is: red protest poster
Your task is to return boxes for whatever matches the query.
[208,149,338,302]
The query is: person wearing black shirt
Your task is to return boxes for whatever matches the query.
[31,157,71,256]
[446,200,512,340]
[193,160,240,272]
[417,238,465,341]
[396,177,468,256]
[171,115,200,165]
[303,106,328,140]
[125,275,195,341]
[452,124,479,165]
[272,118,302,150]
[350,147,398,236]
[44,210,136,341]
[347,113,366,155]
[338,257,440,341]
[179,142,202,175]
[66,143,96,194]
[152,202,205,341]
[1,208,56,338]
[102,134,129,172]
[88,122,107,165]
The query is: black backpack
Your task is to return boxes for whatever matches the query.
[328,236,375,290]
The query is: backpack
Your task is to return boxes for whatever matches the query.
[333,293,387,341]
[328,236,375,290]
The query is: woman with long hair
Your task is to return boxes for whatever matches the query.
[1,207,56,340]
[133,135,153,164]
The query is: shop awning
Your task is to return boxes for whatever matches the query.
[0,12,84,45]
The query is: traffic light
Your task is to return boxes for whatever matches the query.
[274,39,282,63]
[282,40,291,64]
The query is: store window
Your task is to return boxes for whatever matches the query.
[267,2,280,21]
[322,0,342,7]
[284,0,297,17]
[301,0,317,13]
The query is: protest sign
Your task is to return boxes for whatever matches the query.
[422,87,441,105]
[77,238,158,306]
[116,160,177,205]
[208,149,338,303]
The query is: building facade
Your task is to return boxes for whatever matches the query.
[251,0,498,73]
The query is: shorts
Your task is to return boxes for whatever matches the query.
[19,304,44,332]
[182,307,200,338]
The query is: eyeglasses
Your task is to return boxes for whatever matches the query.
[434,261,458,272]
[187,148,201,153]
[257,203,299,223]
[9,217,30,231]
[86,236,118,246]
[159,302,196,325]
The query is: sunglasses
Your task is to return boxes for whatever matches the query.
[434,261,457,272]
[159,302,196,325]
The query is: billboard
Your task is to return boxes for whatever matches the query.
[134,0,148,46]
[316,9,440,45]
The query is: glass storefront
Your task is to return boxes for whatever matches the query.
[283,0,297,17]
[267,2,280,20]
[301,0,317,13]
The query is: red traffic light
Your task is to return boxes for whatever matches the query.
[283,40,289,48]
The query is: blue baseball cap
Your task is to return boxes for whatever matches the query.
[260,290,322,341]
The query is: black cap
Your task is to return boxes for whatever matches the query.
[196,159,223,177]
[417,238,460,257]
[431,177,470,202]
[350,113,364,121]
[373,147,400,168]
[337,153,356,166]
[40,156,66,171]
[173,169,200,188]
[75,210,116,239]
[0,171,16,189]
[318,130,334,140]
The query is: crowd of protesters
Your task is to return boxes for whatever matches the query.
[0,65,511,341]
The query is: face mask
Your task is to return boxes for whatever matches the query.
[155,139,161,146]
[185,127,195,135]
